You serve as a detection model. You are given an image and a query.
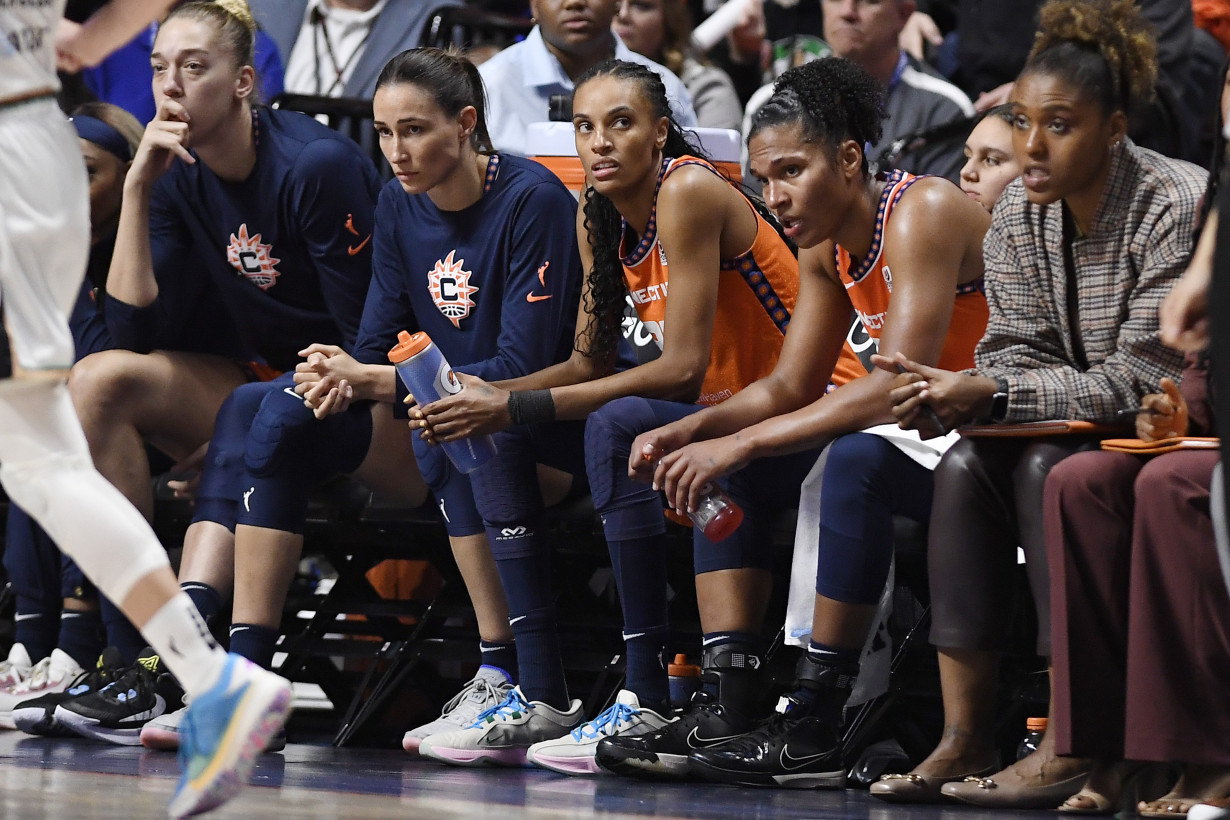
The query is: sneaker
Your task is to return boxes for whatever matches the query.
[56,647,184,745]
[418,685,583,768]
[143,702,287,754]
[0,649,84,729]
[527,690,674,776]
[686,699,846,789]
[594,690,753,779]
[403,665,513,754]
[168,653,292,819]
[11,647,125,735]
[0,643,34,691]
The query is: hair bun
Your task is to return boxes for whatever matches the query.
[213,0,256,35]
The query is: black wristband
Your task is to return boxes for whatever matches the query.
[507,389,556,427]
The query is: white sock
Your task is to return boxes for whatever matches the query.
[142,593,228,697]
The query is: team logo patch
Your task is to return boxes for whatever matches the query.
[226,224,281,290]
[428,250,479,328]
[881,264,893,292]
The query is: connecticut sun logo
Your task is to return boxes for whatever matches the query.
[428,250,479,328]
[226,224,281,290]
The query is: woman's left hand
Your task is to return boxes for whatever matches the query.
[873,352,996,432]
[655,435,750,516]
[416,373,511,442]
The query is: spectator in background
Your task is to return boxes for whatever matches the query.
[250,0,457,100]
[741,0,973,183]
[614,0,743,129]
[478,0,697,156]
[83,5,284,123]
[901,0,1223,163]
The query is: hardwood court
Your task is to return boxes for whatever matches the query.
[0,729,1069,820]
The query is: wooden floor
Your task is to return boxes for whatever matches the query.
[0,730,1072,820]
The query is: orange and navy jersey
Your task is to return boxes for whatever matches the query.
[832,169,988,379]
[619,156,799,405]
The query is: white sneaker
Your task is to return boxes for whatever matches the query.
[527,690,674,776]
[0,649,82,729]
[403,665,512,754]
[0,643,34,692]
[418,685,583,768]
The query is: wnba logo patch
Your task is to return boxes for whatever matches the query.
[428,250,479,328]
[226,224,281,290]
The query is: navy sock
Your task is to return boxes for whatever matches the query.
[623,625,669,712]
[228,623,280,670]
[478,639,517,681]
[99,596,147,665]
[57,609,105,670]
[13,603,57,663]
[181,582,225,627]
[608,536,669,711]
[488,531,569,710]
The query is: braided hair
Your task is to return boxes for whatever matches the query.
[1023,0,1158,119]
[573,59,786,367]
[749,57,886,177]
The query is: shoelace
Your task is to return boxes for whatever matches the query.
[570,701,639,741]
[0,658,27,687]
[439,676,502,719]
[468,689,532,727]
[11,656,57,695]
[98,662,156,705]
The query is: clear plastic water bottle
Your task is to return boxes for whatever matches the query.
[689,483,744,541]
[387,330,496,474]
[640,443,744,541]
[667,653,702,708]
[1016,716,1047,760]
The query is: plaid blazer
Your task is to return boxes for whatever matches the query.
[972,141,1206,423]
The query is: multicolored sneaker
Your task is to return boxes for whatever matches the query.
[527,690,674,776]
[11,647,125,736]
[55,647,184,745]
[402,666,513,754]
[0,649,84,729]
[142,701,287,754]
[418,685,583,768]
[0,644,34,692]
[168,653,292,819]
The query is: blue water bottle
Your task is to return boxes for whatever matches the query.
[388,330,496,474]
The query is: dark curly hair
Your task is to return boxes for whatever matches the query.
[1023,0,1158,118]
[749,57,886,177]
[572,59,786,368]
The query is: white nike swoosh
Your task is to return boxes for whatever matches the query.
[779,745,835,769]
[622,632,647,641]
[686,726,740,748]
[118,694,167,725]
[283,387,301,399]
[14,613,42,621]
[701,636,725,646]
[509,615,527,625]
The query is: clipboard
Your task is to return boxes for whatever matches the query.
[960,420,1128,438]
[1099,436,1220,454]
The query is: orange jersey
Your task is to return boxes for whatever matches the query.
[831,170,988,381]
[620,156,799,405]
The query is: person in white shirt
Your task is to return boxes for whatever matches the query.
[251,0,458,99]
[479,0,697,156]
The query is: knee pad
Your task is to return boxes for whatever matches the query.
[411,434,484,536]
[583,398,663,529]
[195,381,270,513]
[243,379,322,478]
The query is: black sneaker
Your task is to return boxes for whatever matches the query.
[687,705,846,789]
[594,691,753,779]
[12,647,127,737]
[55,647,184,745]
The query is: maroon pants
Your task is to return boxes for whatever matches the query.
[1046,448,1230,764]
